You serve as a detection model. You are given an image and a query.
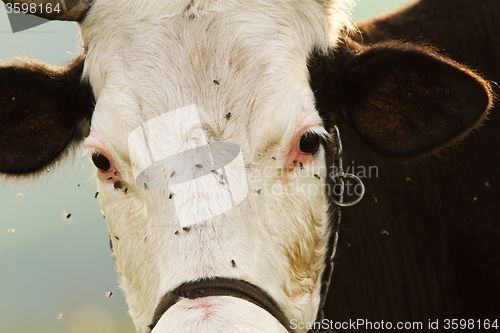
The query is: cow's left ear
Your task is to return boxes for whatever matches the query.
[320,41,494,157]
[0,55,94,175]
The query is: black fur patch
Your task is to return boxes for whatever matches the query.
[0,54,94,175]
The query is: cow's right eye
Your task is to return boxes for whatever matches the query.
[92,153,111,172]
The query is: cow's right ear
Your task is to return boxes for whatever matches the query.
[0,55,94,175]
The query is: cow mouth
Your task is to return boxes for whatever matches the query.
[148,277,294,332]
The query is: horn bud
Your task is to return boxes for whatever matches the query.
[2,0,92,21]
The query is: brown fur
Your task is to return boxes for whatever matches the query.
[317,0,500,324]
[0,55,93,176]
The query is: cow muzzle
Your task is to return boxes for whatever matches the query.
[148,277,294,332]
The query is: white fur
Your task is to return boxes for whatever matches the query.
[80,0,354,332]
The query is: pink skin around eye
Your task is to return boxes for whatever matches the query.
[86,136,124,188]
[283,108,324,169]
[285,128,318,169]
[95,153,126,190]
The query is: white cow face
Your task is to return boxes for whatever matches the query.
[79,0,352,331]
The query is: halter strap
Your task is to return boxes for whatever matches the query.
[149,277,294,332]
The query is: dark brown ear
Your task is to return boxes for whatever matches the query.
[317,41,493,158]
[0,55,93,175]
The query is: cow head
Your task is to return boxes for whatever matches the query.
[0,0,493,332]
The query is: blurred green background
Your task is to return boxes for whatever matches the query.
[0,1,411,332]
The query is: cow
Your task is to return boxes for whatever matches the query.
[0,1,497,332]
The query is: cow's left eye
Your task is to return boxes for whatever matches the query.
[298,132,320,155]
[92,153,111,172]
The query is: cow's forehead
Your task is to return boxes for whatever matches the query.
[80,0,353,156]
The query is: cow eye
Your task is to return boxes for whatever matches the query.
[298,133,321,155]
[92,153,111,171]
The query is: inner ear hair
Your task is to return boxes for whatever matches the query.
[340,40,493,158]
